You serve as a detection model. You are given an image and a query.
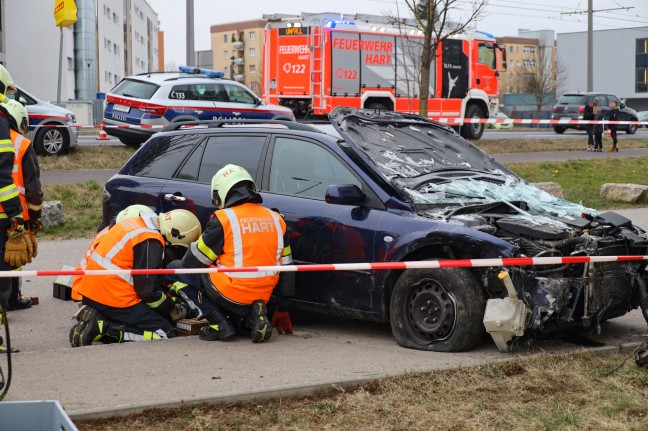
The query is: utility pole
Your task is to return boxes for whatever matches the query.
[186,0,195,66]
[561,2,633,92]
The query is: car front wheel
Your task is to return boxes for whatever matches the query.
[389,267,486,352]
[626,123,638,135]
[34,125,69,156]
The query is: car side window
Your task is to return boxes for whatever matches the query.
[269,137,361,200]
[222,84,257,104]
[169,85,190,100]
[194,135,266,183]
[9,90,36,106]
[128,135,201,179]
[192,83,228,102]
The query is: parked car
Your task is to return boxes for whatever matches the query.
[102,108,648,352]
[637,110,648,128]
[486,112,514,129]
[551,92,638,135]
[7,86,79,156]
[103,67,295,147]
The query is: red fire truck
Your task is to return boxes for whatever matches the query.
[262,13,505,139]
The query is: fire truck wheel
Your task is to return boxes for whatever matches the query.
[460,105,485,140]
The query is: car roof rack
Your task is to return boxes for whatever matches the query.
[161,119,327,133]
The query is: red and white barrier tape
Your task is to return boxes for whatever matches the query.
[29,119,648,130]
[7,254,648,279]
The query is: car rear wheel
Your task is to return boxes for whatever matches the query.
[553,126,566,134]
[34,125,69,156]
[626,123,638,135]
[389,267,486,352]
[460,105,485,140]
[118,137,142,148]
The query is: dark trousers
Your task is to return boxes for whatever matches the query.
[586,125,594,148]
[165,260,251,324]
[610,126,618,148]
[594,125,603,150]
[82,296,176,338]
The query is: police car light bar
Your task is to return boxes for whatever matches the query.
[179,66,225,79]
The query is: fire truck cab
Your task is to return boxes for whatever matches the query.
[262,13,505,140]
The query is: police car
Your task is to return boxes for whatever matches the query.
[103,67,295,146]
[9,86,79,156]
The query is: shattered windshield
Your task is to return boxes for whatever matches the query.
[341,120,509,179]
[404,175,597,219]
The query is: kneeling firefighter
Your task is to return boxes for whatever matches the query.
[166,164,295,342]
[70,209,201,346]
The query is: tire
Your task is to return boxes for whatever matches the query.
[553,126,566,134]
[118,137,142,148]
[626,123,638,135]
[366,103,388,112]
[33,124,69,156]
[389,267,486,352]
[460,105,485,140]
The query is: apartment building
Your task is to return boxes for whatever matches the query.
[210,19,266,95]
[496,36,539,99]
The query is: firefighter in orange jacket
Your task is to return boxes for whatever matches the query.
[0,100,43,311]
[69,209,201,346]
[0,67,37,316]
[167,164,295,343]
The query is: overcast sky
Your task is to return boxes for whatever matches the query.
[147,0,648,67]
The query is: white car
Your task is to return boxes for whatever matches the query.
[8,86,79,156]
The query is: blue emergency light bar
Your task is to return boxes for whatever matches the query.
[179,66,225,78]
[324,20,356,28]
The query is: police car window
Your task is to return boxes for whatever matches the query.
[269,137,360,200]
[128,134,201,179]
[193,83,228,102]
[196,136,266,183]
[222,84,257,104]
[111,79,158,99]
[8,90,36,106]
[169,85,191,100]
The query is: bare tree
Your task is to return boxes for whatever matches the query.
[524,43,566,118]
[402,0,487,116]
[165,61,178,73]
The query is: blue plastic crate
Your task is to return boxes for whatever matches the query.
[0,400,77,431]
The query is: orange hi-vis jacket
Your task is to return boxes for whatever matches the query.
[10,129,29,220]
[71,226,110,301]
[207,203,287,304]
[76,216,164,308]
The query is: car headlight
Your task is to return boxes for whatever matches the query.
[66,113,77,123]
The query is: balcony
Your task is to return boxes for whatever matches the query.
[233,57,244,65]
[234,74,245,82]
[232,41,244,50]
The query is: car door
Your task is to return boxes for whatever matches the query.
[220,83,272,120]
[158,133,269,225]
[260,134,385,312]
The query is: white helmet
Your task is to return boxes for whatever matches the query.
[0,99,28,134]
[0,65,16,97]
[211,164,256,209]
[158,209,202,247]
[115,204,155,223]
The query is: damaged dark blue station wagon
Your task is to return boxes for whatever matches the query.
[102,108,648,352]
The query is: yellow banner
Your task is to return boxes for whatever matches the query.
[54,0,77,27]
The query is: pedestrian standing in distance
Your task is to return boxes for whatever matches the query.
[608,100,620,152]
[592,98,604,152]
[0,100,43,311]
[583,99,595,151]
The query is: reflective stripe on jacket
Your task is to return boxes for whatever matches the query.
[207,203,286,304]
[10,130,29,220]
[71,226,110,301]
[76,217,164,308]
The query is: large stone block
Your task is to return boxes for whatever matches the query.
[42,200,64,228]
[532,182,564,198]
[600,183,648,203]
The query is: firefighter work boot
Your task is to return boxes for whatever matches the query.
[199,309,236,341]
[69,307,105,347]
[7,296,31,311]
[246,300,272,343]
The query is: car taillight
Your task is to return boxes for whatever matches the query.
[579,106,585,113]
[139,104,167,116]
[552,106,556,112]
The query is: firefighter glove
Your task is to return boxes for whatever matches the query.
[5,218,32,267]
[26,230,38,259]
[271,310,293,334]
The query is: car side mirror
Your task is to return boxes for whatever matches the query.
[325,184,366,206]
[620,103,625,109]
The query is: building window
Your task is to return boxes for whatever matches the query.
[113,12,118,23]
[249,64,256,73]
[508,46,513,52]
[67,57,74,70]
[248,31,256,41]
[224,51,229,59]
[248,48,256,57]
[232,33,236,42]
[114,43,118,54]
[509,60,513,67]
[224,34,228,43]
[516,60,520,67]
[636,38,648,92]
